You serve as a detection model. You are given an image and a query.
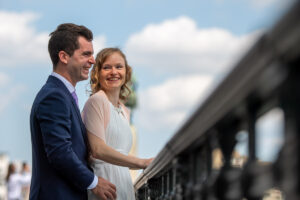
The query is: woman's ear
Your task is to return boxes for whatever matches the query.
[58,51,69,64]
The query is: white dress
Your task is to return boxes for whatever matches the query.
[7,173,31,200]
[82,90,135,200]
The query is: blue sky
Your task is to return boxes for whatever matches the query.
[0,0,295,164]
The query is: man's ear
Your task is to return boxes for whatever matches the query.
[58,51,69,64]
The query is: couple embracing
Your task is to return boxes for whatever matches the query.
[29,23,153,200]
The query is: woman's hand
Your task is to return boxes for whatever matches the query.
[141,158,154,169]
[130,158,154,170]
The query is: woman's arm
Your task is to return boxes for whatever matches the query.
[87,131,153,169]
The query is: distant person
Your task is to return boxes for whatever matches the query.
[6,163,30,200]
[29,23,116,200]
[82,47,154,200]
[20,162,31,200]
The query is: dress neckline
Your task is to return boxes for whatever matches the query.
[114,105,122,114]
[109,101,123,114]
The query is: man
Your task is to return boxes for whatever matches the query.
[29,23,116,200]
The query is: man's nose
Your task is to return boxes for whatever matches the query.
[89,56,95,64]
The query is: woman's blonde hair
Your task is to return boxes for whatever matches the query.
[89,47,132,101]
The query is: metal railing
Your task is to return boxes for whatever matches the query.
[134,1,300,200]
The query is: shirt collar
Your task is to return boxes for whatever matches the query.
[51,72,75,94]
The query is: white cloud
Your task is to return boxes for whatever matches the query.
[93,35,107,55]
[0,11,49,67]
[128,15,263,139]
[0,10,107,68]
[0,73,27,114]
[125,16,262,76]
[135,74,214,133]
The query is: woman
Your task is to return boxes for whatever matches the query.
[6,163,31,200]
[82,48,153,200]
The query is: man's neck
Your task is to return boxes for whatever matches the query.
[51,72,76,94]
[53,68,76,87]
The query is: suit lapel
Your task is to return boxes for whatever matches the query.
[70,98,88,139]
[47,76,88,143]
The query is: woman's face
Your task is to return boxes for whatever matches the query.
[99,52,126,93]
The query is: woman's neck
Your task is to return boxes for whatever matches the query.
[104,89,120,107]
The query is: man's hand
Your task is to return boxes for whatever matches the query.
[91,177,116,200]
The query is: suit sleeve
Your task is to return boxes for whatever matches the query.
[36,90,94,190]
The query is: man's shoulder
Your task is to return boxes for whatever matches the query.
[32,84,72,118]
[40,82,67,98]
[33,81,69,107]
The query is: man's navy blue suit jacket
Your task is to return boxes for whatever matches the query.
[29,76,94,200]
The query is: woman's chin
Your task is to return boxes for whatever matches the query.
[106,86,122,92]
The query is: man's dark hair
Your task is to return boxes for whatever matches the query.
[48,23,93,68]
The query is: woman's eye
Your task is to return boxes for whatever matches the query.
[103,65,111,70]
[116,65,124,69]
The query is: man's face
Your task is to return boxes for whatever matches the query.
[66,36,95,85]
